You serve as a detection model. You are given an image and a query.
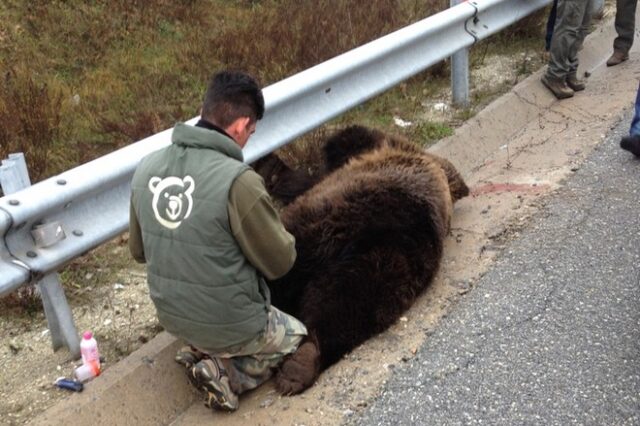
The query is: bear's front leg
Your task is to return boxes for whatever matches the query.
[275,333,321,395]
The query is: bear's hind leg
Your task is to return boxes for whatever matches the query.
[275,333,321,395]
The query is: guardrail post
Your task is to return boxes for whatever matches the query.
[450,0,470,108]
[37,274,80,357]
[0,153,80,358]
[0,153,31,194]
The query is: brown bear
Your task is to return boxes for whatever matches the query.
[258,125,469,395]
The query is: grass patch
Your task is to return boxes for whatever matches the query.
[0,0,549,177]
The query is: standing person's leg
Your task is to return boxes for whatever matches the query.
[608,0,637,65]
[546,0,559,51]
[566,0,593,91]
[543,0,584,98]
[630,82,640,137]
[621,82,640,156]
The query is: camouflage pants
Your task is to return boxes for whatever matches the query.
[201,306,307,394]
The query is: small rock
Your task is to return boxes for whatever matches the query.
[103,318,112,326]
[433,102,448,112]
[393,116,413,128]
[113,283,125,291]
[260,398,274,408]
[9,340,21,354]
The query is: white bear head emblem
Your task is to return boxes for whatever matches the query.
[148,176,195,229]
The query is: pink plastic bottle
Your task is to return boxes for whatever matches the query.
[80,331,101,368]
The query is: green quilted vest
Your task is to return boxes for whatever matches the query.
[131,123,268,351]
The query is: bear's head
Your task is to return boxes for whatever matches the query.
[148,175,195,230]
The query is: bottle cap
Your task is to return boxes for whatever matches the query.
[83,331,93,340]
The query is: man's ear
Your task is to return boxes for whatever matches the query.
[226,116,251,144]
[229,117,251,134]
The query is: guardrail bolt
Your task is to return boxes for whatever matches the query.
[72,230,83,237]
[26,251,37,258]
[8,199,19,206]
[56,179,67,185]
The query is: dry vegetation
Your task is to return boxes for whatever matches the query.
[0,0,547,181]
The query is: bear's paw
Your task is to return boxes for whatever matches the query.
[275,339,321,395]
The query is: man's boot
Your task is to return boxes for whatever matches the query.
[566,72,586,92]
[541,74,574,99]
[620,134,640,157]
[606,50,629,66]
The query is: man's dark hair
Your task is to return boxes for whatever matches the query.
[201,71,265,128]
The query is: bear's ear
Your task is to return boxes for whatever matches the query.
[324,125,385,172]
[148,177,162,193]
[183,176,195,196]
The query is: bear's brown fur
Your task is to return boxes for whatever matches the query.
[261,126,469,395]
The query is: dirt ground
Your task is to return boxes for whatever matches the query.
[0,5,618,424]
[0,244,158,425]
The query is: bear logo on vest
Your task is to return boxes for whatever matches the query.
[148,176,195,230]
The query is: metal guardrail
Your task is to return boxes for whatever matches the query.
[0,0,552,352]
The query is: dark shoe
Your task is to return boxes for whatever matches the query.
[541,74,574,99]
[620,135,640,157]
[566,72,586,92]
[606,50,629,66]
[188,358,239,411]
[175,345,205,369]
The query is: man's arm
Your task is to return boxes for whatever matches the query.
[129,197,146,264]
[229,170,296,280]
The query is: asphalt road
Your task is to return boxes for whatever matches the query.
[350,109,640,426]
